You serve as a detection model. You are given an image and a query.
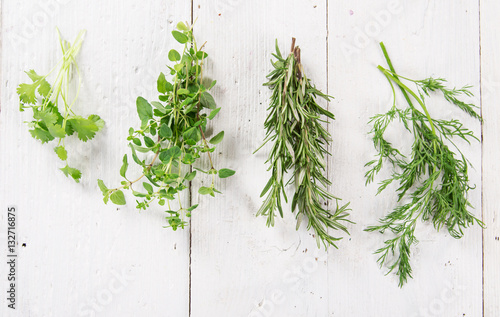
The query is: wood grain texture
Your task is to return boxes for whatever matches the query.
[480,0,500,316]
[190,1,331,316]
[0,1,191,316]
[328,1,482,316]
[0,0,498,316]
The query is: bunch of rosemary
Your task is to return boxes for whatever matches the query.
[365,42,483,286]
[256,38,351,248]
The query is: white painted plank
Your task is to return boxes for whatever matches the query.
[480,0,500,315]
[0,1,497,317]
[328,1,482,316]
[190,1,331,316]
[0,1,191,316]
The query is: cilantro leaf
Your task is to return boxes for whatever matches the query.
[29,127,55,143]
[47,124,66,138]
[60,165,82,182]
[38,79,51,97]
[25,69,43,81]
[54,146,68,161]
[17,83,39,104]
[68,116,99,141]
[88,114,105,131]
[34,109,58,125]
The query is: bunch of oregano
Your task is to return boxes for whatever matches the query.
[17,29,104,182]
[98,22,234,230]
[256,38,351,248]
[365,42,484,287]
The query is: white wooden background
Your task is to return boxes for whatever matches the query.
[0,1,499,316]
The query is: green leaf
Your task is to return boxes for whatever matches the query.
[132,138,141,146]
[200,91,216,109]
[157,73,169,94]
[26,69,44,81]
[182,153,195,164]
[183,127,201,142]
[168,49,181,62]
[47,123,67,138]
[209,80,217,90]
[97,179,108,195]
[131,144,151,153]
[219,168,235,178]
[143,182,154,194]
[172,30,188,44]
[132,191,147,198]
[198,186,214,196]
[184,171,197,181]
[129,144,142,165]
[38,79,51,97]
[34,109,57,125]
[174,63,184,72]
[151,101,166,114]
[159,146,182,163]
[159,123,173,139]
[194,167,208,174]
[88,114,105,131]
[208,107,221,120]
[177,88,190,95]
[177,22,188,31]
[136,97,153,128]
[29,127,54,143]
[17,70,51,103]
[187,204,199,212]
[196,51,208,60]
[54,146,67,161]
[213,188,222,194]
[209,131,224,145]
[67,116,99,141]
[110,190,126,205]
[120,154,128,178]
[17,82,38,104]
[144,136,155,148]
[60,165,82,182]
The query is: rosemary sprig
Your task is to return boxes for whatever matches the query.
[365,42,484,287]
[256,38,351,249]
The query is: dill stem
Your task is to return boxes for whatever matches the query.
[378,42,437,154]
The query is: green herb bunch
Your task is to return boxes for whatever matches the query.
[98,22,234,230]
[17,29,104,182]
[256,38,351,248]
[365,42,484,287]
